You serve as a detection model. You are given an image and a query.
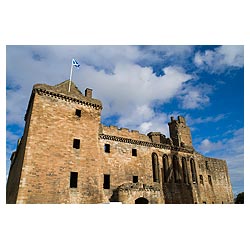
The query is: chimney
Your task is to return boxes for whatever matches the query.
[85,88,92,98]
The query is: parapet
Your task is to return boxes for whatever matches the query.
[33,80,102,109]
[101,125,151,142]
[170,115,186,125]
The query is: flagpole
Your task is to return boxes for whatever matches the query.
[68,60,73,92]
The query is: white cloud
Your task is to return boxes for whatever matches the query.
[194,45,244,72]
[177,83,213,109]
[6,46,194,142]
[79,63,192,134]
[198,139,223,153]
[186,113,226,125]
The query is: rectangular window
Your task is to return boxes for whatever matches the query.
[205,161,209,170]
[103,174,110,189]
[104,144,110,153]
[199,175,204,185]
[133,176,138,183]
[208,175,212,185]
[132,148,137,156]
[70,172,78,188]
[75,109,81,117]
[73,139,80,149]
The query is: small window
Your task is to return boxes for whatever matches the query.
[103,174,110,189]
[133,176,138,183]
[203,201,206,204]
[73,139,80,149]
[75,109,81,117]
[199,175,204,185]
[132,148,137,156]
[70,172,78,188]
[205,161,209,169]
[208,175,212,185]
[104,144,110,153]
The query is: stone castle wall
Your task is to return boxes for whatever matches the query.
[6,81,234,204]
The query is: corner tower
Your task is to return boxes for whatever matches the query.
[168,116,193,149]
[7,80,106,203]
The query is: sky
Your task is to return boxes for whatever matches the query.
[6,45,244,196]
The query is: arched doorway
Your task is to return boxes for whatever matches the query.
[135,197,149,204]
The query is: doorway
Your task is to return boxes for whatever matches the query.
[135,197,149,204]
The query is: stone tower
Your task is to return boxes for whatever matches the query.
[168,116,193,149]
[6,80,106,203]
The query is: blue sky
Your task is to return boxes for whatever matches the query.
[6,45,244,196]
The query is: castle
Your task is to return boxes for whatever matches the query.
[6,80,234,204]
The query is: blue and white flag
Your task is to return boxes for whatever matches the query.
[72,58,80,68]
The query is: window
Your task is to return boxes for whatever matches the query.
[75,109,81,117]
[173,155,179,183]
[152,153,159,183]
[199,175,204,185]
[103,174,110,189]
[132,148,137,156]
[104,144,110,153]
[208,175,212,185]
[133,176,138,183]
[190,159,197,184]
[162,154,170,183]
[73,139,80,149]
[205,161,209,170]
[203,201,206,204]
[182,157,189,184]
[70,172,78,188]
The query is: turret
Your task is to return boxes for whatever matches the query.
[168,116,193,148]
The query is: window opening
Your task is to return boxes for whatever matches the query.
[70,172,78,188]
[208,175,212,185]
[103,174,110,189]
[173,155,179,183]
[163,154,170,183]
[152,153,159,182]
[182,157,189,184]
[73,139,80,149]
[133,176,138,183]
[199,175,204,185]
[190,159,197,183]
[132,148,137,156]
[104,144,110,153]
[75,109,81,117]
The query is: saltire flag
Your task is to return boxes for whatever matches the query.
[72,58,80,68]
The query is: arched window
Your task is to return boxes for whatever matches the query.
[173,155,179,183]
[190,158,197,183]
[152,153,159,182]
[162,154,170,183]
[182,157,189,184]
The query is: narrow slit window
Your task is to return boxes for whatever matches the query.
[73,139,80,149]
[133,176,138,183]
[75,109,81,117]
[132,149,137,156]
[199,175,204,185]
[70,172,78,188]
[104,144,110,153]
[103,174,110,189]
[208,175,212,185]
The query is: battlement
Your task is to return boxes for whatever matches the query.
[168,115,193,148]
[33,80,102,109]
[101,125,151,142]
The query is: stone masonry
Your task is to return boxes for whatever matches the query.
[6,80,234,204]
